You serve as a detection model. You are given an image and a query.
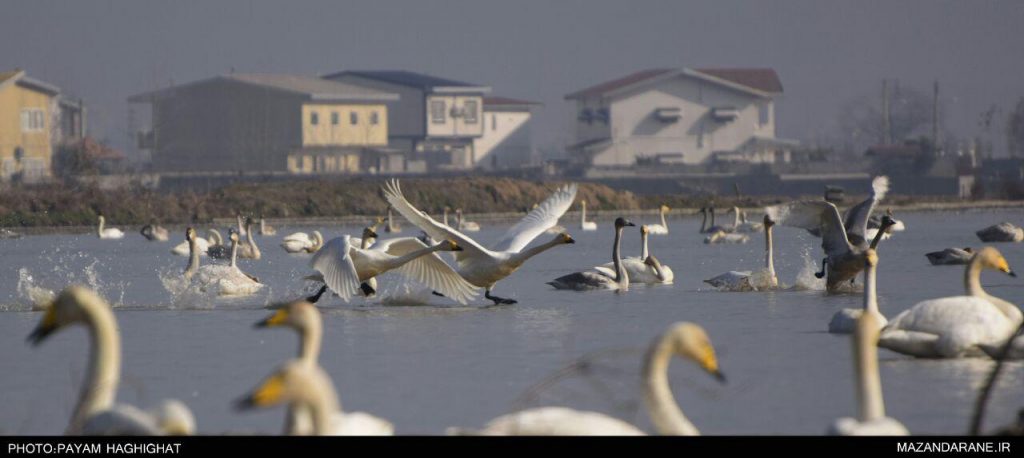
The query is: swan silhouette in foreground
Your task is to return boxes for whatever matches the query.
[383,179,578,305]
[139,222,169,241]
[456,208,481,232]
[704,215,778,291]
[548,217,633,291]
[236,359,393,436]
[184,228,264,296]
[281,231,324,254]
[171,229,220,257]
[306,232,478,304]
[878,247,1019,358]
[96,215,124,240]
[925,247,975,266]
[829,249,887,334]
[254,301,394,435]
[976,222,1024,243]
[579,200,597,231]
[595,224,673,285]
[384,206,401,233]
[451,322,725,435]
[827,311,909,436]
[646,205,670,235]
[698,207,729,234]
[27,286,195,435]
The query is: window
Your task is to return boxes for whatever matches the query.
[331,112,339,125]
[370,111,379,125]
[310,112,319,126]
[350,111,359,125]
[758,103,770,127]
[430,100,446,124]
[463,100,478,124]
[20,109,44,132]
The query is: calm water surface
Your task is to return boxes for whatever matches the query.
[1,209,1022,435]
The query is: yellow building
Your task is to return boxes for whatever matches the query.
[0,70,58,182]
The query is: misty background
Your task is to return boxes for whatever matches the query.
[3,0,1022,159]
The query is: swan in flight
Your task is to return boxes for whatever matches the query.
[140,223,169,241]
[456,208,481,232]
[259,217,276,236]
[184,228,264,296]
[27,286,195,435]
[976,222,1024,243]
[236,359,393,436]
[170,229,220,257]
[307,232,478,304]
[595,224,673,285]
[384,206,402,233]
[727,207,763,233]
[281,231,324,254]
[548,217,634,291]
[828,249,887,334]
[579,200,597,231]
[703,215,778,291]
[96,215,124,239]
[254,301,394,435]
[383,179,578,305]
[878,247,1019,358]
[236,218,262,260]
[646,205,671,235]
[827,312,909,435]
[452,322,725,435]
[925,247,975,266]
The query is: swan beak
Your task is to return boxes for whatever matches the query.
[235,374,285,410]
[625,221,636,227]
[1008,270,1017,278]
[27,307,58,346]
[711,370,727,384]
[367,229,379,238]
[255,308,288,328]
[562,234,575,244]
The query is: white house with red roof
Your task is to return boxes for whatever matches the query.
[564,68,797,167]
[471,97,540,170]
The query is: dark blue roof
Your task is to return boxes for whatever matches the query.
[323,70,481,90]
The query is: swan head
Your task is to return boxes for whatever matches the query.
[664,322,726,383]
[185,227,197,242]
[245,217,255,228]
[640,225,649,235]
[150,400,196,436]
[558,233,575,244]
[235,360,332,410]
[97,214,105,224]
[229,230,240,244]
[879,215,897,232]
[976,247,1016,277]
[614,217,635,229]
[963,247,975,253]
[864,248,878,267]
[439,240,464,252]
[27,286,106,346]
[256,300,320,333]
[660,204,670,213]
[763,214,775,228]
[362,227,379,240]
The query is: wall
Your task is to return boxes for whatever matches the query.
[324,75,424,139]
[425,94,484,138]
[473,108,533,169]
[301,103,388,147]
[0,82,54,180]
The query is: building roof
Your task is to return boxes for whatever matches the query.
[324,70,490,92]
[128,73,398,102]
[0,69,61,96]
[565,67,782,100]
[0,70,21,85]
[484,96,541,107]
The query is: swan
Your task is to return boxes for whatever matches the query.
[384,206,402,233]
[456,208,481,232]
[704,230,749,244]
[185,228,264,296]
[827,311,909,435]
[27,286,195,435]
[281,231,324,254]
[866,209,904,241]
[236,359,393,436]
[595,224,673,284]
[307,233,478,304]
[976,222,1024,243]
[828,249,888,334]
[704,215,778,291]
[140,223,169,241]
[383,179,577,305]
[96,215,124,240]
[728,207,763,233]
[548,217,634,291]
[579,200,597,231]
[254,300,394,435]
[442,207,452,228]
[236,214,248,236]
[646,205,670,235]
[698,207,728,234]
[452,322,725,435]
[171,229,219,257]
[236,218,261,259]
[259,217,276,236]
[878,247,1020,358]
[925,247,975,266]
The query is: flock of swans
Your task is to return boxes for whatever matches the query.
[15,175,1024,435]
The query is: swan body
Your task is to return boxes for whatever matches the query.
[829,250,888,334]
[580,200,597,231]
[925,247,975,266]
[878,247,1020,358]
[704,231,749,244]
[140,224,169,241]
[467,407,645,436]
[184,228,264,296]
[597,225,673,284]
[259,218,276,236]
[383,179,578,305]
[96,215,124,239]
[282,231,324,254]
[549,217,633,291]
[705,215,778,291]
[646,205,670,235]
[236,218,261,259]
[698,207,728,234]
[976,222,1024,243]
[171,231,215,257]
[455,208,481,232]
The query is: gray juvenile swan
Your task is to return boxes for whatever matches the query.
[548,217,634,291]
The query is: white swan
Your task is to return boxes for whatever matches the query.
[878,247,1020,358]
[27,286,195,435]
[383,179,578,305]
[236,214,247,236]
[237,218,261,260]
[829,249,888,334]
[548,217,633,291]
[827,311,909,436]
[96,215,124,240]
[307,233,478,304]
[140,223,169,241]
[704,230,749,244]
[925,247,975,266]
[455,208,481,232]
[384,206,402,233]
[259,218,276,236]
[704,215,778,291]
[976,222,1024,243]
[727,207,763,233]
[185,228,264,296]
[453,322,725,435]
[646,205,670,235]
[595,224,673,284]
[580,200,597,231]
[281,231,324,254]
[255,301,394,435]
[171,229,219,257]
[236,359,393,436]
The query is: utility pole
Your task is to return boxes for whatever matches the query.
[882,79,892,145]
[932,80,940,155]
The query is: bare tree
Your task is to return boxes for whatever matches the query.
[837,82,941,154]
[1008,97,1024,158]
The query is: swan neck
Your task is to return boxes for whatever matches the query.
[642,337,698,435]
[965,257,985,298]
[868,225,887,249]
[245,223,260,256]
[300,318,322,364]
[854,323,885,422]
[700,211,707,233]
[96,217,104,237]
[184,237,200,279]
[660,208,668,228]
[864,262,878,314]
[69,302,121,434]
[581,201,587,222]
[510,237,562,265]
[612,226,628,287]
[733,210,741,228]
[308,381,340,436]
[764,224,775,277]
[230,236,239,268]
[640,229,649,259]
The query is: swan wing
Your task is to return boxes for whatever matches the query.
[381,179,491,262]
[843,175,889,240]
[592,265,617,278]
[374,237,480,304]
[768,201,851,256]
[80,404,164,435]
[283,232,311,243]
[334,412,395,436]
[491,183,578,253]
[310,235,360,302]
[474,407,645,436]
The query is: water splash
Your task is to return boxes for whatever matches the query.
[16,268,55,310]
[792,247,826,291]
[378,282,436,306]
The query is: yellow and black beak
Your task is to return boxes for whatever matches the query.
[562,234,575,244]
[234,374,285,410]
[255,308,289,328]
[27,307,58,346]
[448,240,464,251]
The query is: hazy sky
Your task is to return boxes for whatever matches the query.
[4,0,1022,155]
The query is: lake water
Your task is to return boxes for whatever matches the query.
[1,208,1022,435]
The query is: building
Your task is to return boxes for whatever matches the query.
[127,73,399,175]
[564,67,796,168]
[0,69,85,182]
[473,97,540,170]
[323,70,491,172]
